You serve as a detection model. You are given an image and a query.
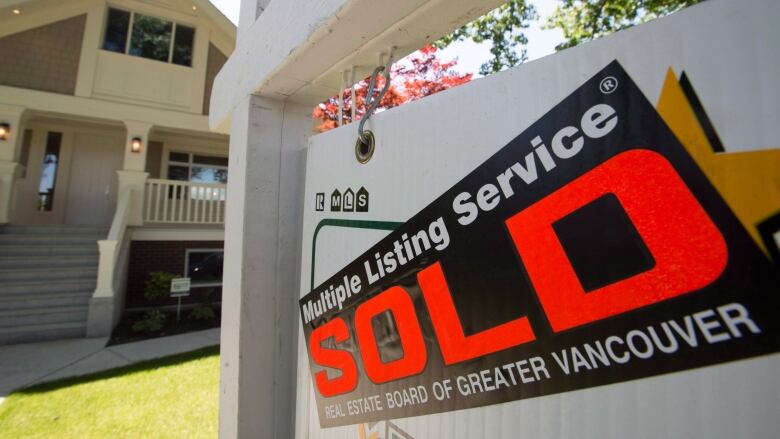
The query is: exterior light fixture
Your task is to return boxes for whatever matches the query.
[12,9,21,15]
[192,5,197,11]
[0,123,10,141]
[131,137,143,153]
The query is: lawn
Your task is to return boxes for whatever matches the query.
[0,346,219,439]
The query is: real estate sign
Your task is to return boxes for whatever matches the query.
[296,1,780,436]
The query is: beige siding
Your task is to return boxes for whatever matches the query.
[0,15,86,95]
[202,43,228,115]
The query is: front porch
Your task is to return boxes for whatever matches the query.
[0,111,228,343]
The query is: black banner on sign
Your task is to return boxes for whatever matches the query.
[299,61,780,428]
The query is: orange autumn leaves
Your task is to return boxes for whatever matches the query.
[313,45,472,132]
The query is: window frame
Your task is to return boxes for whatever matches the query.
[185,248,225,287]
[166,150,229,184]
[101,6,196,67]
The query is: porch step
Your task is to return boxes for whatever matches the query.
[0,225,108,236]
[0,291,93,310]
[0,255,98,269]
[0,305,89,328]
[0,279,97,295]
[0,267,98,283]
[0,234,104,245]
[0,225,101,345]
[0,322,87,345]
[0,244,99,257]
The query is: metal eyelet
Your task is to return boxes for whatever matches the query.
[355,130,375,164]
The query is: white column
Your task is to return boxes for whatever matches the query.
[219,95,311,439]
[121,120,153,226]
[0,105,26,224]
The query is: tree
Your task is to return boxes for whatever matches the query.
[313,45,472,132]
[546,0,703,50]
[433,0,701,74]
[434,0,536,75]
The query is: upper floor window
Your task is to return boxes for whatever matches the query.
[102,7,194,66]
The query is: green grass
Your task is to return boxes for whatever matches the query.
[0,346,219,439]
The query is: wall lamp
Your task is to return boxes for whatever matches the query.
[0,123,10,141]
[130,136,143,153]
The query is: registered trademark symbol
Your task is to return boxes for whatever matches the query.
[599,76,618,94]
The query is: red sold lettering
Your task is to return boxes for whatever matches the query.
[505,149,727,332]
[417,262,535,365]
[355,286,427,383]
[309,317,357,397]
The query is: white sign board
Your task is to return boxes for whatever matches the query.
[296,1,780,438]
[170,277,191,297]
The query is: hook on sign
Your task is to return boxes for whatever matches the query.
[356,48,395,163]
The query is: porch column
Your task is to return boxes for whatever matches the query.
[0,105,26,224]
[120,120,152,226]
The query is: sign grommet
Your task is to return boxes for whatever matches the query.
[355,130,375,164]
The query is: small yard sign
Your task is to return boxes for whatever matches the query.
[170,277,191,297]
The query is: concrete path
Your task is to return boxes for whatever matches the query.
[0,328,220,405]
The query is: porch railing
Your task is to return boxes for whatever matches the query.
[143,179,226,224]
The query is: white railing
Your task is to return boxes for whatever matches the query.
[143,178,226,224]
[87,187,133,336]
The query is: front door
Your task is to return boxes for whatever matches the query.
[64,133,123,226]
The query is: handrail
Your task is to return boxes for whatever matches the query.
[93,187,132,299]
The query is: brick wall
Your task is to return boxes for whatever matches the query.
[202,43,228,115]
[125,240,224,310]
[0,15,86,95]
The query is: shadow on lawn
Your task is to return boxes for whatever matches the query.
[14,346,220,396]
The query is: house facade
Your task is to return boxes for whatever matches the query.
[0,0,235,344]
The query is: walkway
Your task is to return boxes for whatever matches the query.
[0,328,220,404]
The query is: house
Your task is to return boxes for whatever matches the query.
[0,0,235,344]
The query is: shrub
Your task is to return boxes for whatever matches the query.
[189,305,216,321]
[144,271,180,301]
[132,309,167,333]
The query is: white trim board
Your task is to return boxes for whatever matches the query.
[131,227,224,241]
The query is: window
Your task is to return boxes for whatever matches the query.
[38,132,62,212]
[167,151,228,185]
[102,7,195,66]
[129,13,172,62]
[186,250,224,287]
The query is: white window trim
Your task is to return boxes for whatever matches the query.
[102,6,196,67]
[185,248,224,287]
[164,149,229,183]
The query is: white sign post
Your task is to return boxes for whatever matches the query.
[170,277,191,323]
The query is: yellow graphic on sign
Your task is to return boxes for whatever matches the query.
[656,68,780,255]
[358,423,379,439]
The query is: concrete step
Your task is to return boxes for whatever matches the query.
[0,225,108,236]
[0,255,99,269]
[0,245,99,257]
[0,322,86,345]
[0,292,93,310]
[1,279,96,295]
[0,306,89,328]
[0,235,102,246]
[0,267,98,283]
